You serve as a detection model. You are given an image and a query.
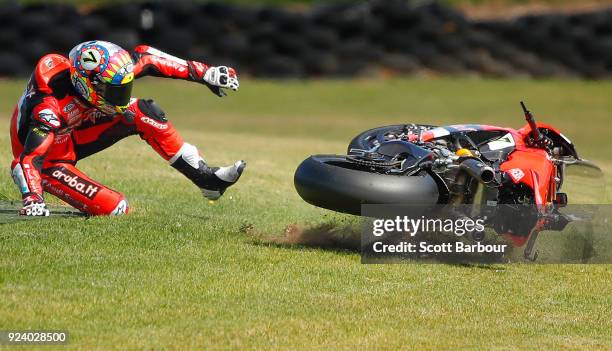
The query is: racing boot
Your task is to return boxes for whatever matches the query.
[170,143,246,200]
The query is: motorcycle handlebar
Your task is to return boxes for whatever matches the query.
[520,101,543,142]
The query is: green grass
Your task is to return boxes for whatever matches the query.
[0,78,611,350]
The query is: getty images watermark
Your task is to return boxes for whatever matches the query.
[361,204,612,264]
[370,215,508,255]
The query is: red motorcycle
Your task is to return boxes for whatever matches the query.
[294,102,602,260]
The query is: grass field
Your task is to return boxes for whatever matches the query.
[0,78,611,350]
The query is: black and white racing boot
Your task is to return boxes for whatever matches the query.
[170,143,246,200]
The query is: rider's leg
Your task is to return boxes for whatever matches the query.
[126,98,246,200]
[71,98,245,200]
[41,163,128,216]
[72,113,138,160]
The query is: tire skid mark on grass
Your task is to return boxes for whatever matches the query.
[244,222,361,252]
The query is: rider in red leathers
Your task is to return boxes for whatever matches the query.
[10,40,246,216]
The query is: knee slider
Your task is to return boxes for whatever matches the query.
[94,190,128,216]
[109,198,129,216]
[137,99,167,122]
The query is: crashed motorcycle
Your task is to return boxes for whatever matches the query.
[294,102,603,260]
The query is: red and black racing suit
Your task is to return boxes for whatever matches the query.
[10,46,215,215]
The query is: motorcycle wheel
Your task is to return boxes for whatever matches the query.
[294,154,442,215]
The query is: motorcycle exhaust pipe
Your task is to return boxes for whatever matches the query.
[459,158,495,184]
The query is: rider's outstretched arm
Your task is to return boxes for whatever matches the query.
[131,45,239,96]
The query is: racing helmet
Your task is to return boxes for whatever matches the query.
[69,40,135,114]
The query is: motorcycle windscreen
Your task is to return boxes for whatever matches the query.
[560,160,606,204]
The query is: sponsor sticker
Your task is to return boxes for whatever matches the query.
[487,133,515,151]
[38,109,61,128]
[83,109,105,124]
[63,103,75,113]
[507,168,525,183]
[73,78,90,100]
[80,48,102,71]
[141,117,168,129]
[429,127,450,138]
[44,166,99,199]
[54,133,71,144]
[144,47,188,66]
[32,127,48,137]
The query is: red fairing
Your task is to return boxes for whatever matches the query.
[518,121,562,139]
[489,131,553,204]
[417,123,558,206]
[503,233,528,247]
[501,135,555,205]
[132,45,210,81]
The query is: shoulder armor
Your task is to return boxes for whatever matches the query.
[34,54,71,94]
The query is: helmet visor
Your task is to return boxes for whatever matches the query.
[96,81,133,108]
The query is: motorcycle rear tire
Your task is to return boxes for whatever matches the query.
[294,154,442,215]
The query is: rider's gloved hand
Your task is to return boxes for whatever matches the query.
[20,193,50,217]
[203,66,239,92]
